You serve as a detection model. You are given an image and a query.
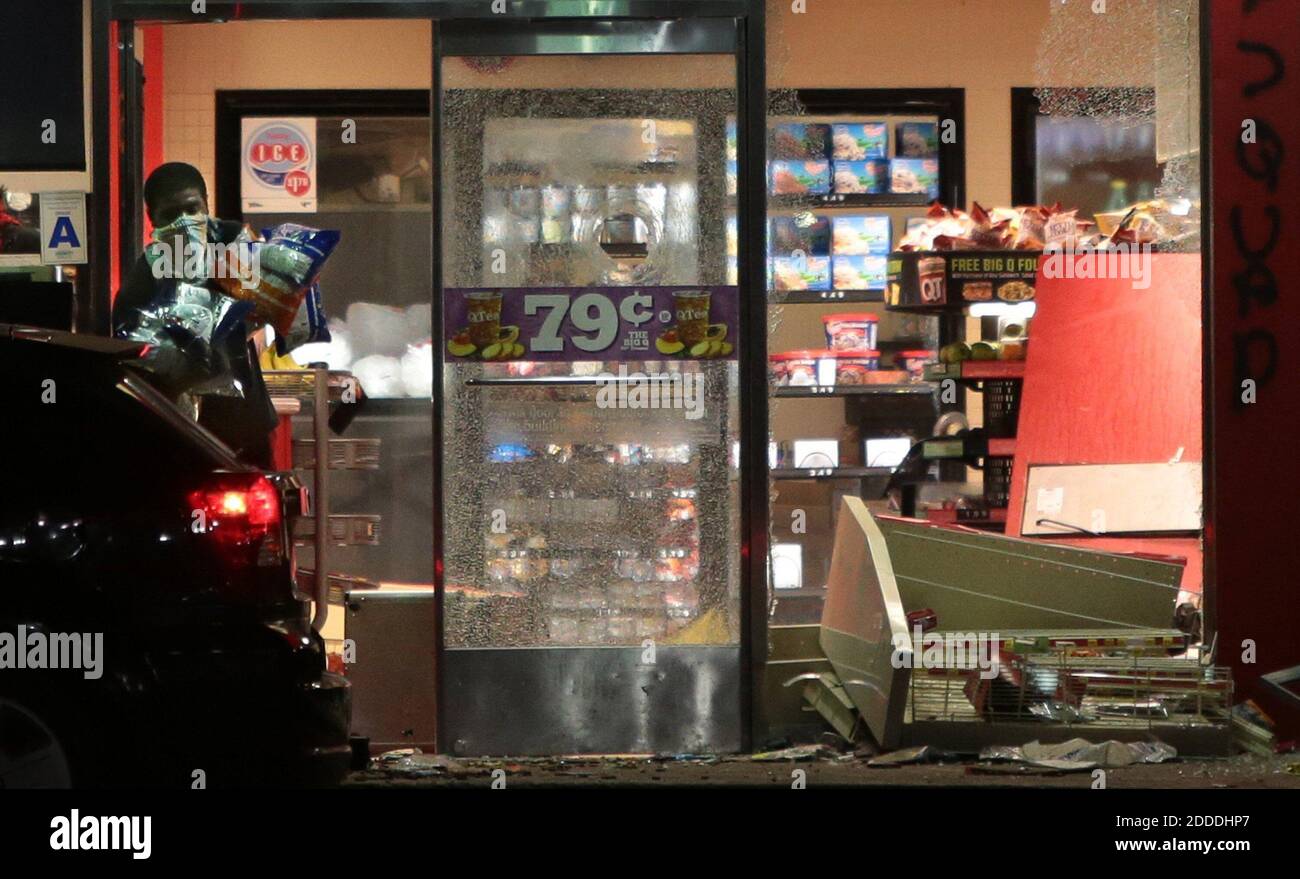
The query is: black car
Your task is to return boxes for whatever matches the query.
[0,324,350,788]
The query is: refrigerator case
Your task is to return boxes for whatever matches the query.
[440,102,744,755]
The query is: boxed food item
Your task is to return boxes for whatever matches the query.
[770,160,831,196]
[890,158,940,198]
[770,123,832,159]
[792,438,839,468]
[832,215,891,255]
[863,436,914,468]
[832,255,888,291]
[771,255,831,291]
[822,312,879,350]
[770,213,831,256]
[772,350,820,386]
[826,349,881,385]
[895,349,936,380]
[895,121,939,157]
[832,160,889,194]
[832,122,887,160]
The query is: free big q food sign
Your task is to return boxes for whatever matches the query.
[240,117,317,213]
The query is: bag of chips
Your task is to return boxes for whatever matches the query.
[274,279,332,355]
[217,223,339,336]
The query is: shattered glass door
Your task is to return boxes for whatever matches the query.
[438,45,745,755]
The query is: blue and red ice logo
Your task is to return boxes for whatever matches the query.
[245,121,313,197]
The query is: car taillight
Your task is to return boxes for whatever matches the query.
[188,473,284,566]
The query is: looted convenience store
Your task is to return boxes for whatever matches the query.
[5,0,1296,759]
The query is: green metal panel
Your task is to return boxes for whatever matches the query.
[875,516,1181,632]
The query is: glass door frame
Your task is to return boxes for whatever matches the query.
[433,3,768,754]
[100,0,768,753]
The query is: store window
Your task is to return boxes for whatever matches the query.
[761,0,1209,744]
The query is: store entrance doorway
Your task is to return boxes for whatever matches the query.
[435,15,764,756]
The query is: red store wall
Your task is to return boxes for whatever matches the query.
[1209,0,1300,734]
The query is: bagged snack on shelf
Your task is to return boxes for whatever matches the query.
[1043,207,1080,251]
[964,202,1012,249]
[1011,204,1050,249]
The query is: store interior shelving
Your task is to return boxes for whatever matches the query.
[754,92,964,628]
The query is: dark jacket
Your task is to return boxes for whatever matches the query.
[114,218,277,467]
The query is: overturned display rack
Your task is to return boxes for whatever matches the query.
[812,497,1231,755]
[265,368,380,629]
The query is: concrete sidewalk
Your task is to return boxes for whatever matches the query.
[344,751,1300,789]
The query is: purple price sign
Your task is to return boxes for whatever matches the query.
[445,286,739,363]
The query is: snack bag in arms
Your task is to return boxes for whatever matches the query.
[219,223,340,336]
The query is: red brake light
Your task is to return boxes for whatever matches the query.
[188,474,282,551]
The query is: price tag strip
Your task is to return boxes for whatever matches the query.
[445,286,739,363]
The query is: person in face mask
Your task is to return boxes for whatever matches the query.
[114,162,277,468]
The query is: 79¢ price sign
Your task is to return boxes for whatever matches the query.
[445,286,739,363]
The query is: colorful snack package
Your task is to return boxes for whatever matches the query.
[275,280,332,355]
[220,224,340,336]
[1043,208,1079,251]
[124,292,256,399]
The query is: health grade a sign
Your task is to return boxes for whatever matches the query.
[240,117,317,213]
[38,192,87,265]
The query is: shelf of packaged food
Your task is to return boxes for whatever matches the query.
[764,193,934,209]
[923,361,1026,382]
[771,383,934,398]
[770,466,894,480]
[769,289,885,304]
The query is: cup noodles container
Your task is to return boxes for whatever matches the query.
[896,349,936,379]
[822,313,878,351]
[827,349,880,385]
[775,350,819,386]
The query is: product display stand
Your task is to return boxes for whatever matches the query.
[265,367,381,631]
[920,360,1024,529]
